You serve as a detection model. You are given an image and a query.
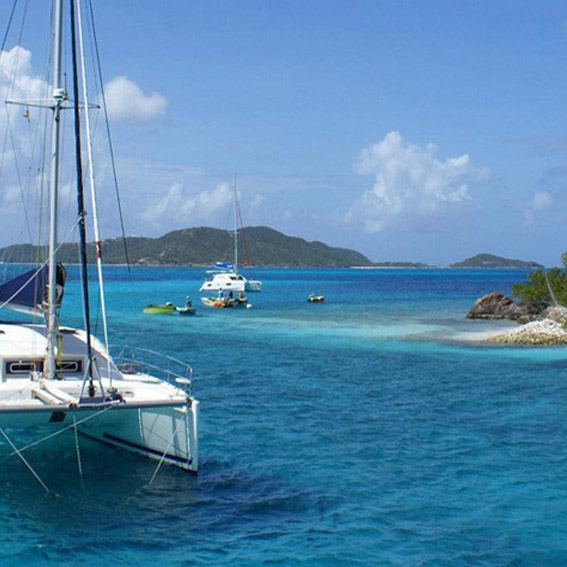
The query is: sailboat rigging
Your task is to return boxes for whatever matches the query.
[199,175,262,297]
[0,0,199,482]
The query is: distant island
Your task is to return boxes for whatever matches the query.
[450,253,543,269]
[0,226,372,268]
[353,262,433,269]
[0,230,544,269]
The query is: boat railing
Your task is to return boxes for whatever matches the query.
[110,345,193,392]
[205,268,233,275]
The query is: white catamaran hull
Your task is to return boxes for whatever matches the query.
[245,280,262,292]
[0,400,199,471]
[199,272,262,293]
[80,401,199,471]
[0,325,199,472]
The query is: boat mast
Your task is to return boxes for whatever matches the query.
[46,0,66,379]
[233,174,238,272]
[76,0,110,362]
[69,0,95,388]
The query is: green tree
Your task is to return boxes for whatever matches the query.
[512,262,567,306]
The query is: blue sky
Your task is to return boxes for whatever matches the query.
[1,0,567,265]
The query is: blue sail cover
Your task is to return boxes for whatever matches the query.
[0,264,65,316]
[215,262,234,270]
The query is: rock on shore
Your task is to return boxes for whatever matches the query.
[466,292,541,323]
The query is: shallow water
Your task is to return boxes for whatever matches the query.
[1,267,566,566]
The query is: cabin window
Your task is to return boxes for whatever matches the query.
[57,359,83,374]
[3,358,83,377]
[5,359,44,375]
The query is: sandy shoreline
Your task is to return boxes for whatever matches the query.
[486,318,567,345]
[455,315,567,346]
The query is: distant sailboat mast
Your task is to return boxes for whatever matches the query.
[46,0,65,380]
[234,178,254,281]
[233,174,238,273]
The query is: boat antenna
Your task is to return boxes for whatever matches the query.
[69,0,95,389]
[45,0,65,380]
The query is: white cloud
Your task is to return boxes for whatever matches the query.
[141,182,231,230]
[0,46,46,100]
[532,191,554,210]
[0,46,49,155]
[250,194,267,208]
[524,190,554,225]
[0,47,54,240]
[103,76,167,123]
[346,131,486,233]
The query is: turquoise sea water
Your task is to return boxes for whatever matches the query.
[0,267,566,566]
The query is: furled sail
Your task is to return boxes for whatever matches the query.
[0,264,66,316]
[215,262,234,270]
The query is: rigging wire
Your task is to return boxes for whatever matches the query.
[0,427,50,493]
[87,0,131,272]
[72,412,84,486]
[5,109,34,243]
[0,0,19,57]
[87,0,143,336]
[2,404,114,458]
[4,0,32,226]
[0,0,37,270]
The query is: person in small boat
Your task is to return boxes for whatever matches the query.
[185,296,193,308]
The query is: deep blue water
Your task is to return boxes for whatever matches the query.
[1,267,566,566]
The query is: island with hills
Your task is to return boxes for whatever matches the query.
[0,227,543,269]
[450,253,543,269]
[0,226,371,267]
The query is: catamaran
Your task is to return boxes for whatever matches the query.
[0,0,198,485]
[199,176,262,295]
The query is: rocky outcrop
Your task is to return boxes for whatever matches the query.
[466,292,542,323]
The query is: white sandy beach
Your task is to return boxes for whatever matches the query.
[487,318,567,345]
[456,306,567,345]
